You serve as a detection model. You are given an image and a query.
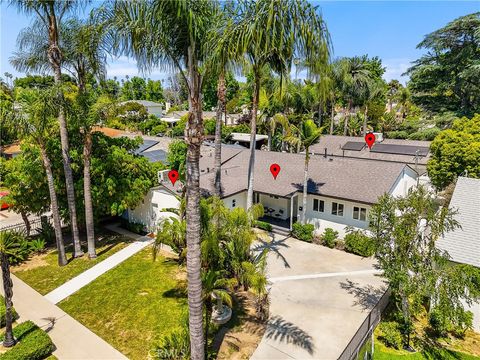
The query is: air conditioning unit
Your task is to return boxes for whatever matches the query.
[373,132,384,142]
[157,170,170,184]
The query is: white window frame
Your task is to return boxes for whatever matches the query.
[353,206,367,221]
[313,198,324,212]
[331,202,344,216]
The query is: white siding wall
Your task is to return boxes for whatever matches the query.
[463,299,480,332]
[303,195,371,237]
[389,166,418,197]
[222,192,247,210]
[127,187,180,232]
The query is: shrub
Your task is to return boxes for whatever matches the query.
[344,228,375,257]
[0,321,54,360]
[37,221,55,245]
[291,223,314,242]
[28,238,46,253]
[428,308,449,337]
[321,228,338,248]
[120,219,146,235]
[254,221,272,232]
[0,295,18,328]
[379,321,403,349]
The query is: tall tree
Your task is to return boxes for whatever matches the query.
[285,119,322,223]
[335,56,373,136]
[0,231,24,347]
[10,0,85,257]
[11,16,108,258]
[103,1,217,358]
[369,186,480,347]
[407,13,480,116]
[227,0,330,209]
[16,87,68,266]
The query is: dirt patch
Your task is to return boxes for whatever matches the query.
[12,252,49,271]
[215,291,266,360]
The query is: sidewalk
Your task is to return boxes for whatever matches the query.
[1,275,127,360]
[45,223,174,304]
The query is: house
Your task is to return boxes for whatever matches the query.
[0,142,21,159]
[229,132,268,149]
[121,100,164,117]
[436,177,480,332]
[127,144,421,237]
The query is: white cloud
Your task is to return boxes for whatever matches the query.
[382,58,413,84]
[106,56,170,80]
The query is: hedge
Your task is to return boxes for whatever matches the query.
[254,220,273,232]
[0,295,18,328]
[344,229,375,257]
[291,222,314,242]
[0,321,55,360]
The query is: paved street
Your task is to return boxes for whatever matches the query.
[252,235,386,360]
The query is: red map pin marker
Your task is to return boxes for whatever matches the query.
[168,170,179,186]
[365,132,376,150]
[270,163,281,180]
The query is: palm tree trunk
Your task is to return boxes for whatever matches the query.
[186,44,205,360]
[301,153,309,224]
[1,253,15,347]
[343,101,351,136]
[47,8,83,258]
[330,104,334,135]
[20,211,30,237]
[84,131,96,259]
[363,104,368,137]
[246,71,261,209]
[214,71,226,197]
[204,300,212,355]
[267,123,272,152]
[40,145,67,266]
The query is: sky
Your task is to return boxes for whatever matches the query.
[1,1,479,85]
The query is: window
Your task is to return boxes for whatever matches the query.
[232,199,236,208]
[313,199,324,212]
[331,202,344,216]
[353,206,367,221]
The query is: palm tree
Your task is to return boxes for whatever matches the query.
[227,0,330,209]
[103,2,217,357]
[361,80,385,136]
[201,270,234,353]
[17,87,68,266]
[10,0,84,258]
[336,56,372,136]
[11,17,108,259]
[0,230,24,347]
[285,120,322,224]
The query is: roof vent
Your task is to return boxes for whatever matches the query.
[224,169,228,175]
[373,132,384,142]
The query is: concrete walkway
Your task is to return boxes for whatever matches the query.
[1,274,127,359]
[45,225,154,304]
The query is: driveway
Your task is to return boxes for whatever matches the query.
[251,235,386,360]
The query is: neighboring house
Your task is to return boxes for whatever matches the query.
[436,177,480,332]
[128,143,421,237]
[121,100,164,118]
[0,142,21,159]
[229,132,268,149]
[161,110,242,126]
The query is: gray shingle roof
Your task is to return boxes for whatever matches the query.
[310,135,431,169]
[437,177,480,268]
[198,147,409,204]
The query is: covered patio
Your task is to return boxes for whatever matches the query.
[255,192,298,230]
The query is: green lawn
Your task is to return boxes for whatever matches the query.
[58,247,187,360]
[374,342,480,360]
[13,231,133,295]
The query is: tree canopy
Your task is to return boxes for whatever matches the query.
[407,13,480,116]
